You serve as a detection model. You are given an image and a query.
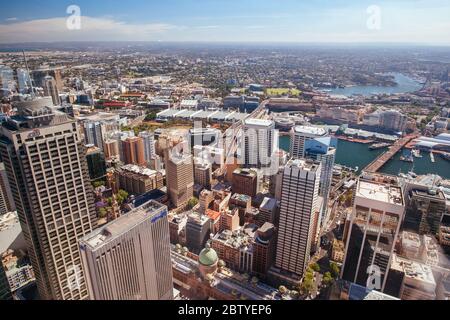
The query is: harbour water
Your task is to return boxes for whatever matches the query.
[279,136,450,179]
[324,73,423,97]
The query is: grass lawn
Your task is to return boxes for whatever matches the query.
[266,88,301,96]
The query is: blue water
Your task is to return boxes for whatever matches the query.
[324,73,423,97]
[279,136,450,179]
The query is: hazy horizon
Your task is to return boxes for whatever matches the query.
[1,0,450,45]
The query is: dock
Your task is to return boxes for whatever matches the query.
[363,135,418,173]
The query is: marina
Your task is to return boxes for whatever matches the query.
[279,136,450,179]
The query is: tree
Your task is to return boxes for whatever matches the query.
[187,197,199,210]
[300,278,314,295]
[330,262,340,278]
[322,272,334,287]
[145,112,157,121]
[311,262,320,273]
[116,189,129,205]
[92,180,105,188]
[98,207,107,219]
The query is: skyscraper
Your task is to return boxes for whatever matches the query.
[0,99,98,300]
[404,188,446,236]
[341,174,405,292]
[85,146,107,181]
[290,126,337,203]
[139,131,156,164]
[83,121,105,150]
[0,162,15,214]
[275,159,321,277]
[242,119,277,169]
[165,149,194,209]
[0,262,12,300]
[79,200,173,300]
[122,136,146,166]
[43,75,61,106]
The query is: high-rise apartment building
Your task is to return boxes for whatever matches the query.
[380,110,408,133]
[103,139,119,160]
[43,75,61,106]
[79,200,173,300]
[165,150,194,209]
[242,119,277,169]
[341,174,405,292]
[0,99,97,300]
[139,131,156,164]
[275,159,321,277]
[122,136,146,166]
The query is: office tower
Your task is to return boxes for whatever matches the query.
[290,126,337,203]
[79,200,173,300]
[232,168,258,197]
[186,212,212,255]
[165,151,194,209]
[103,139,119,159]
[242,119,277,169]
[85,146,107,181]
[32,67,63,91]
[275,159,321,277]
[0,99,97,300]
[341,174,405,292]
[122,136,146,166]
[139,131,156,164]
[404,188,446,236]
[194,161,212,189]
[0,162,15,214]
[83,121,104,150]
[253,222,276,277]
[0,263,12,300]
[43,75,61,106]
[385,254,436,300]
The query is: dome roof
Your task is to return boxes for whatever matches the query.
[198,246,218,266]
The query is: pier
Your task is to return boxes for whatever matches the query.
[363,135,418,173]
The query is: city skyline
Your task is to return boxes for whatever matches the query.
[0,0,450,44]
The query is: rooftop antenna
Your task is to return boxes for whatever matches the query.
[22,50,35,99]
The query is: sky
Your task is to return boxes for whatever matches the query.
[0,0,449,44]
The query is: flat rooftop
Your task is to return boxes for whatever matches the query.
[120,164,158,177]
[287,158,321,173]
[391,254,436,286]
[293,125,327,136]
[357,179,403,206]
[244,118,273,127]
[80,200,166,250]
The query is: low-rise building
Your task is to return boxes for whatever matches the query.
[331,239,345,263]
[116,164,164,195]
